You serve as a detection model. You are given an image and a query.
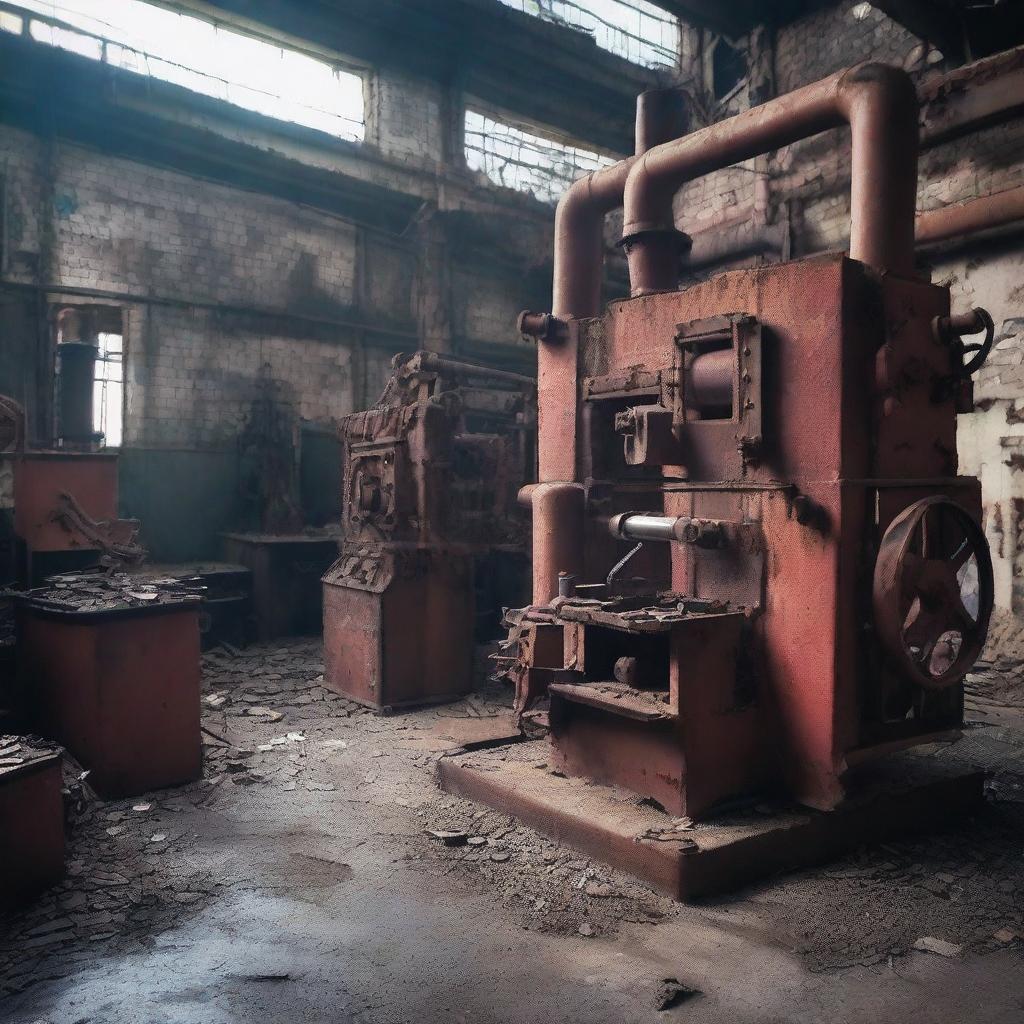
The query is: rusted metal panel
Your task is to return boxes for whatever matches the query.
[323,572,384,708]
[20,604,202,797]
[0,747,64,910]
[13,452,119,553]
[323,548,474,710]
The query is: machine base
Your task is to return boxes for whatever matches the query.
[438,741,987,901]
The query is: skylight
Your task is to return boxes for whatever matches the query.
[465,109,616,205]
[498,0,679,69]
[1,0,366,140]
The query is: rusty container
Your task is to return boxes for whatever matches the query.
[13,452,119,552]
[55,342,98,447]
[19,602,202,797]
[12,451,120,584]
[0,749,65,909]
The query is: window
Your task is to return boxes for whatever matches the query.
[2,1,365,140]
[465,109,616,204]
[711,36,747,101]
[93,332,123,448]
[498,0,679,69]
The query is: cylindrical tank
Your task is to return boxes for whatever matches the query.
[55,342,98,447]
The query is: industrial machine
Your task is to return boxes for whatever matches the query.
[323,350,534,710]
[1,306,142,586]
[442,64,995,893]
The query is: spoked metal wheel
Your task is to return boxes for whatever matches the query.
[872,496,994,690]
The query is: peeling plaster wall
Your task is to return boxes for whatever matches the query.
[934,249,1024,613]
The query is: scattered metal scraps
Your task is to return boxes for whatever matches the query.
[427,830,468,846]
[13,570,205,614]
[0,734,61,779]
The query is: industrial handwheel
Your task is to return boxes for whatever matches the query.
[872,496,993,690]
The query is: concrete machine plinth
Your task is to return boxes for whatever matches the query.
[440,740,986,901]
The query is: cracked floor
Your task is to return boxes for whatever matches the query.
[1,638,1023,1023]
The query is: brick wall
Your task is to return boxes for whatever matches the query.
[0,30,556,558]
[775,0,920,94]
[0,118,544,454]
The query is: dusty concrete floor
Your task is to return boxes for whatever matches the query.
[2,639,1023,1023]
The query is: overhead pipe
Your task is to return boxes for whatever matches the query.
[621,63,920,295]
[414,351,534,387]
[916,184,1024,248]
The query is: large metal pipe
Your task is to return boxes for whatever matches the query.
[532,481,585,605]
[622,63,920,295]
[634,88,689,178]
[541,88,687,487]
[916,184,1024,247]
[552,88,687,321]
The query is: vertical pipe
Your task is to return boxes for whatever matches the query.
[535,89,688,601]
[532,481,585,605]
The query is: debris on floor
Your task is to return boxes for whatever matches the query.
[2,638,1023,1003]
[913,936,964,958]
[654,977,698,1011]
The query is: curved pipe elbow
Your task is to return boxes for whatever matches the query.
[622,61,919,291]
[834,60,918,119]
[553,160,636,320]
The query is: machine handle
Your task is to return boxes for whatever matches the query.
[933,307,994,379]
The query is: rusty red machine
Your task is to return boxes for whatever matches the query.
[443,63,995,894]
[323,350,534,710]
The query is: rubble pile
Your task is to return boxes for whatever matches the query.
[968,610,1024,706]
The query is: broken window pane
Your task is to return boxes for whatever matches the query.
[498,0,679,69]
[9,0,366,141]
[93,332,123,448]
[465,109,616,204]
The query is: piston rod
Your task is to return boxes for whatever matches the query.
[608,513,726,548]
